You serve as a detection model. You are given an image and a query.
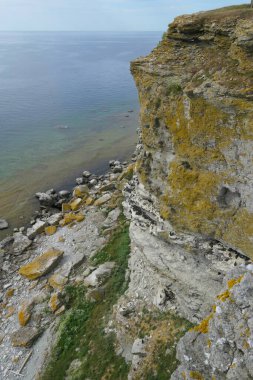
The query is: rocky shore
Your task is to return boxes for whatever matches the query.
[1,5,253,380]
[0,156,135,379]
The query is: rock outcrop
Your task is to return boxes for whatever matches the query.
[131,6,253,260]
[126,5,253,378]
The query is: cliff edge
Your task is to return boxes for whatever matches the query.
[131,5,253,259]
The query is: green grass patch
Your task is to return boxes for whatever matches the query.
[40,219,131,380]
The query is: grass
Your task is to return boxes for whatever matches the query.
[40,218,131,380]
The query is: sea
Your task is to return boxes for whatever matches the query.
[0,31,161,235]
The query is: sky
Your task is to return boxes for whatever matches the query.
[0,0,247,31]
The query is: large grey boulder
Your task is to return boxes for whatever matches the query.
[0,219,8,230]
[84,262,115,287]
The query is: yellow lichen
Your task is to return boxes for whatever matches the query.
[45,225,57,236]
[189,371,204,380]
[217,289,231,302]
[227,275,244,289]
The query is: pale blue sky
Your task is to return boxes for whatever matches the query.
[0,0,247,31]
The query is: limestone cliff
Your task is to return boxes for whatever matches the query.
[131,5,253,259]
[124,5,253,379]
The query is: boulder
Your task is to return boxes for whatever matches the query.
[48,273,68,291]
[84,262,115,287]
[12,233,32,255]
[103,208,121,227]
[82,171,91,178]
[47,212,62,226]
[19,248,64,280]
[112,165,123,174]
[58,190,71,198]
[18,300,34,326]
[73,185,89,198]
[49,292,62,312]
[0,219,8,230]
[45,225,57,236]
[70,198,82,211]
[26,220,47,239]
[76,177,83,185]
[35,192,55,207]
[11,327,41,347]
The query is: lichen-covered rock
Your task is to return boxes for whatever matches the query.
[44,225,57,236]
[70,198,82,211]
[171,266,253,379]
[19,248,64,280]
[48,292,62,313]
[18,300,33,326]
[131,7,253,259]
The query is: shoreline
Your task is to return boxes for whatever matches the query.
[0,117,138,240]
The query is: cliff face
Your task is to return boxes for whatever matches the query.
[131,6,253,259]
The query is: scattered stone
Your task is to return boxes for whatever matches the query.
[19,248,64,280]
[70,198,82,211]
[73,185,89,198]
[47,213,62,226]
[11,327,41,347]
[94,193,112,207]
[62,203,72,213]
[48,273,68,291]
[82,171,91,178]
[84,262,115,287]
[49,292,62,313]
[60,213,85,226]
[58,190,71,198]
[12,232,32,255]
[89,178,98,187]
[76,177,83,185]
[45,225,57,236]
[26,220,47,239]
[18,300,33,326]
[112,165,123,174]
[85,197,95,206]
[103,208,121,227]
[0,219,8,230]
[55,305,65,316]
[35,192,54,207]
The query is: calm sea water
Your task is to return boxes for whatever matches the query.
[0,31,161,233]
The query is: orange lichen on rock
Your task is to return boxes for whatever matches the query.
[70,198,82,211]
[190,371,204,380]
[48,292,62,313]
[62,203,72,213]
[59,212,85,226]
[19,248,64,280]
[18,301,33,326]
[45,225,57,236]
[227,275,244,289]
[217,289,231,302]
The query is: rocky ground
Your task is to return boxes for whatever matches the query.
[0,159,134,379]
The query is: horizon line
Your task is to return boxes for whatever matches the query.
[0,30,164,33]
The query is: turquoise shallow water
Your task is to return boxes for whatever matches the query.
[0,31,161,233]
